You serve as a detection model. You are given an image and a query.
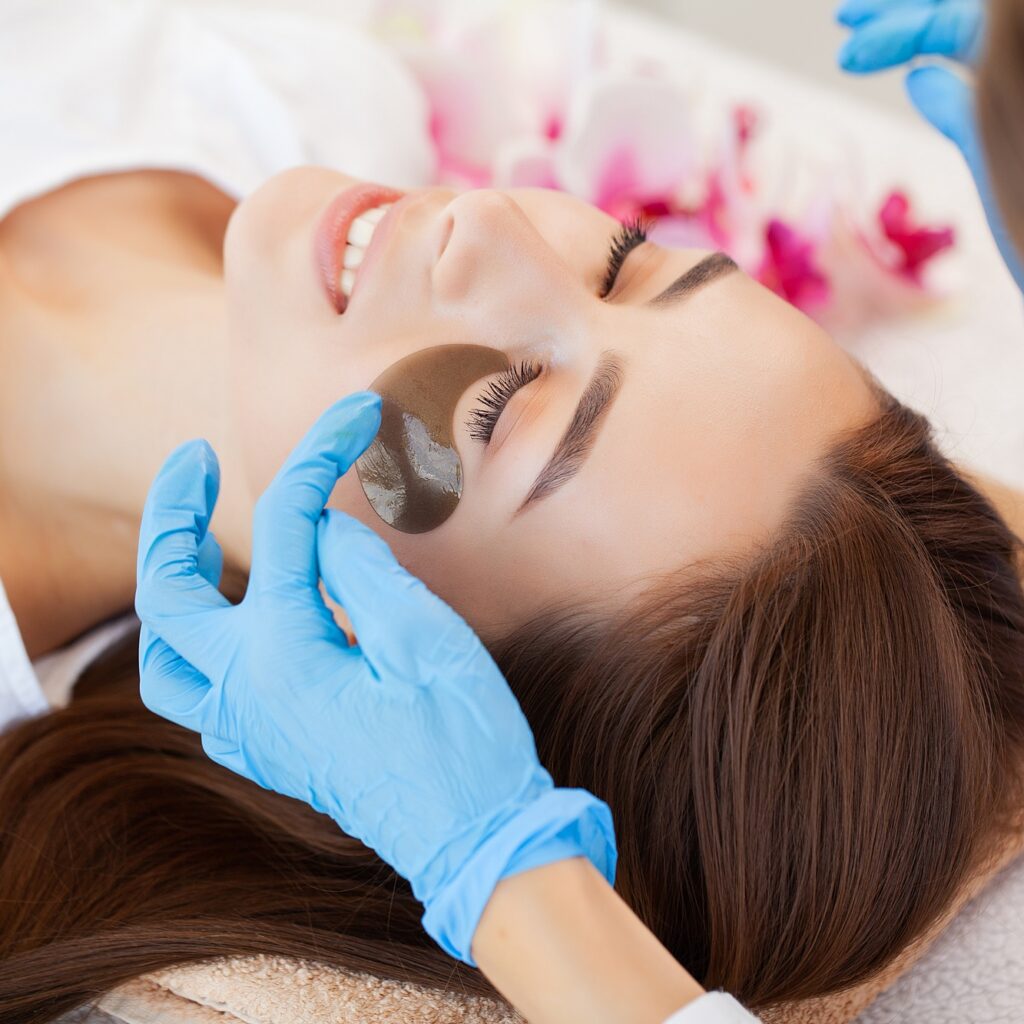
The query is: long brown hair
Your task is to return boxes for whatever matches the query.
[978,0,1024,261]
[2,390,1024,1023]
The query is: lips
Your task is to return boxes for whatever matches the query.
[314,182,405,313]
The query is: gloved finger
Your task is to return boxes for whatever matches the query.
[838,1,984,72]
[137,532,225,733]
[906,62,974,141]
[196,529,224,590]
[906,65,1024,289]
[837,0,942,30]
[249,391,381,595]
[201,733,255,780]
[138,625,220,732]
[317,509,483,684]
[135,438,233,671]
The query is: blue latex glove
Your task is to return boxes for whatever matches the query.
[134,391,617,966]
[836,0,1024,291]
[837,0,985,69]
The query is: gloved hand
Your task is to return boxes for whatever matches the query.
[836,0,1024,291]
[134,391,616,966]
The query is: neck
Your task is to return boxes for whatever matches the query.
[0,171,252,657]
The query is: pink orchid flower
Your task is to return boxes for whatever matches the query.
[368,1,956,329]
[373,1,599,190]
[756,219,831,311]
[813,191,956,334]
[877,191,955,282]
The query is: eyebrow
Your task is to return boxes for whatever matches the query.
[516,352,624,515]
[647,250,738,308]
[515,251,738,515]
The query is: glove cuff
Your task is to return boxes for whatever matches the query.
[419,787,618,966]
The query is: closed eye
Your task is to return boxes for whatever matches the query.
[466,216,650,447]
[599,216,649,299]
[466,361,543,445]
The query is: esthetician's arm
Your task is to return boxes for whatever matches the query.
[474,856,709,1024]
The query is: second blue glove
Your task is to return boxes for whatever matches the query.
[836,0,1024,292]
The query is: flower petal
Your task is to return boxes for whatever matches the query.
[555,72,696,211]
[493,137,562,189]
[756,218,831,311]
[877,191,955,280]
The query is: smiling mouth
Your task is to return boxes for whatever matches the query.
[314,182,404,313]
[336,203,394,303]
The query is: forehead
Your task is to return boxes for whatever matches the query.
[497,267,878,603]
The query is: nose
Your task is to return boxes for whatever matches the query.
[431,190,581,331]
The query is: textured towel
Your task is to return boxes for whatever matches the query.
[103,958,524,1024]
[856,849,1024,1023]
[93,978,234,1024]
[91,834,1024,1024]
[762,834,1024,1024]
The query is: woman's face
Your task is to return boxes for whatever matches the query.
[224,168,876,638]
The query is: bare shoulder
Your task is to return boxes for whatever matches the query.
[0,169,235,284]
[0,168,233,230]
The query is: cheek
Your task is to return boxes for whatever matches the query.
[326,480,518,637]
[229,383,295,499]
[224,285,352,500]
[223,303,378,507]
[333,476,480,600]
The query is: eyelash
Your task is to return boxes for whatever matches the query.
[467,360,543,443]
[466,360,544,440]
[598,215,649,299]
[466,216,649,444]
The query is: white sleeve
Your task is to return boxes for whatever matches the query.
[0,576,49,731]
[661,991,762,1024]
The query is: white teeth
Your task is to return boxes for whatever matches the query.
[336,202,394,304]
[346,203,392,246]
[347,216,376,247]
[339,268,356,298]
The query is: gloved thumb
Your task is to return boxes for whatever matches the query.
[196,532,224,590]
[906,64,975,152]
[906,65,1024,291]
[202,733,253,781]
